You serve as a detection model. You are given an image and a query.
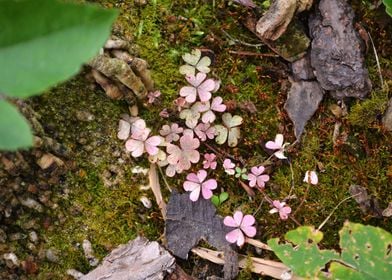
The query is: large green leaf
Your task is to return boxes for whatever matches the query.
[268,226,338,278]
[384,0,392,17]
[0,0,118,97]
[268,222,392,279]
[0,100,33,150]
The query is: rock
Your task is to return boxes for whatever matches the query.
[3,253,20,268]
[45,248,60,263]
[67,269,85,279]
[140,196,152,209]
[9,232,27,241]
[382,98,392,131]
[29,231,38,243]
[309,0,372,99]
[81,236,175,280]
[75,110,95,122]
[19,197,44,213]
[284,80,324,139]
[36,153,64,170]
[82,240,99,267]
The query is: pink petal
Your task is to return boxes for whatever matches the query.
[166,165,176,177]
[186,172,200,183]
[197,81,214,102]
[265,141,281,150]
[188,150,200,163]
[223,216,237,227]
[236,230,245,246]
[117,120,131,140]
[274,150,287,159]
[241,215,255,227]
[146,136,161,146]
[145,144,159,156]
[211,97,226,112]
[247,174,257,187]
[201,187,213,199]
[183,181,200,192]
[193,73,207,87]
[202,179,217,190]
[233,211,243,226]
[189,187,201,201]
[241,226,256,238]
[275,134,284,147]
[179,86,197,103]
[159,125,171,136]
[272,200,283,209]
[125,139,144,158]
[197,169,208,182]
[210,161,217,169]
[225,229,241,244]
[201,110,216,123]
[206,127,216,139]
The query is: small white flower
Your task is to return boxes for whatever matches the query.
[303,170,318,185]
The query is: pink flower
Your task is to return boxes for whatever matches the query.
[159,109,169,118]
[194,123,216,141]
[167,134,200,171]
[265,134,289,159]
[179,73,216,103]
[147,90,161,104]
[174,97,187,111]
[223,211,256,246]
[303,170,318,185]
[247,166,270,189]
[203,153,217,170]
[159,123,184,143]
[223,158,235,175]
[125,119,161,157]
[199,97,227,123]
[269,200,292,220]
[183,169,217,201]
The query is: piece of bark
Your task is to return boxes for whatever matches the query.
[88,54,147,100]
[309,0,372,99]
[165,192,238,279]
[255,0,313,41]
[284,79,324,139]
[81,236,175,280]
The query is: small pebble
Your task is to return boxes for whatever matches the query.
[9,233,26,241]
[19,197,44,213]
[3,253,20,268]
[36,153,64,170]
[45,248,60,263]
[75,110,95,122]
[29,231,38,243]
[131,166,149,175]
[82,240,99,267]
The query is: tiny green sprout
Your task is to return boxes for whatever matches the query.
[211,192,229,207]
[235,167,248,180]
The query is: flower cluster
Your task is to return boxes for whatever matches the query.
[116,49,320,248]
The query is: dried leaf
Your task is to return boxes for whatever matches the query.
[165,192,238,279]
[284,80,324,139]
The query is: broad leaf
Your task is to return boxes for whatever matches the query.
[0,100,33,150]
[269,222,392,279]
[268,226,338,278]
[384,0,392,16]
[0,0,118,97]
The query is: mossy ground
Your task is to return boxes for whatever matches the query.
[31,1,391,279]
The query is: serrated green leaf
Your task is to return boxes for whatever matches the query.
[0,0,118,97]
[0,100,33,150]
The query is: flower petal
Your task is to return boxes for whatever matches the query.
[197,169,208,182]
[241,215,255,227]
[233,211,243,226]
[265,141,281,150]
[189,187,201,202]
[236,230,245,246]
[183,181,200,192]
[241,225,256,238]
[225,229,241,244]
